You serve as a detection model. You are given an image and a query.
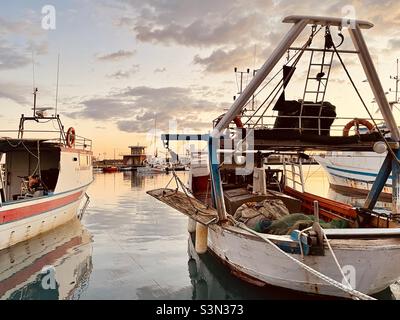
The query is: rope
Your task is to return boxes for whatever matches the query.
[234,221,376,300]
[165,148,217,219]
[322,229,353,290]
[243,26,323,126]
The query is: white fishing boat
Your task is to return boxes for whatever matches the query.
[314,151,391,197]
[0,89,93,251]
[314,63,400,197]
[136,156,169,174]
[148,16,400,299]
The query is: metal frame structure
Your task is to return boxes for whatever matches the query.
[162,16,400,220]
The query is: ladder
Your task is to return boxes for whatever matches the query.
[299,48,334,135]
[283,156,305,193]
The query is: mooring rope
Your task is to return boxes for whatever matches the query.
[234,222,376,300]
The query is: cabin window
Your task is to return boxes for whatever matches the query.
[79,154,88,167]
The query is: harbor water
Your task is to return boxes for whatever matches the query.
[1,166,399,300]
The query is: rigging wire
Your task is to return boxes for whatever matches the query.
[243,26,323,126]
[331,39,400,166]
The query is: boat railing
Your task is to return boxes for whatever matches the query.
[0,129,92,151]
[234,115,386,136]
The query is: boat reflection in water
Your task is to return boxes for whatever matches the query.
[0,218,92,300]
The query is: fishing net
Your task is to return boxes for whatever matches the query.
[234,201,348,235]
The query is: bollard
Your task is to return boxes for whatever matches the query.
[195,223,208,254]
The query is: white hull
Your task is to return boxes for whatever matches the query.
[207,224,400,298]
[0,186,88,251]
[137,166,166,174]
[314,153,391,196]
[0,146,93,250]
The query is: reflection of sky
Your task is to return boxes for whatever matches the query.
[2,1,400,157]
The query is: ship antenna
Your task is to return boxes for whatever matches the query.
[55,53,60,116]
[390,58,399,104]
[32,49,38,117]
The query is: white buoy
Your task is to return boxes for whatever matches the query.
[195,223,208,254]
[188,218,197,233]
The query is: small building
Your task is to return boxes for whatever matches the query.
[123,146,147,167]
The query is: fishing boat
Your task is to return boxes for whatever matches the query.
[102,166,118,173]
[0,89,93,251]
[148,16,400,299]
[314,62,400,197]
[136,157,168,174]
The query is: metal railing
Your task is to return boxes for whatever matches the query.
[227,115,386,136]
[0,129,92,151]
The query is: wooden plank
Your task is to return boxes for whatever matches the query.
[147,188,218,226]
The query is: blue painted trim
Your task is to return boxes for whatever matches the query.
[327,171,392,187]
[326,165,392,179]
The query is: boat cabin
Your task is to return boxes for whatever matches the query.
[0,140,61,202]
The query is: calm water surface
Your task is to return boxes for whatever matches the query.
[0,167,399,300]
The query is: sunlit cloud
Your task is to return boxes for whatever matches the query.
[96,49,136,61]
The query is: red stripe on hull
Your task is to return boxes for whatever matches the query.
[0,191,83,224]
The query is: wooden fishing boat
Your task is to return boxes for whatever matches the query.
[0,90,93,251]
[148,16,400,299]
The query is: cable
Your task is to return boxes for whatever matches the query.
[332,40,400,166]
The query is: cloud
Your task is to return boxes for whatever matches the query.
[194,46,266,73]
[154,67,167,73]
[96,49,136,61]
[0,15,48,70]
[67,98,133,120]
[112,0,400,51]
[0,43,31,70]
[388,37,400,50]
[68,85,226,132]
[108,64,140,79]
[0,83,30,105]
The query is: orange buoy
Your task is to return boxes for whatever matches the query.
[343,119,374,137]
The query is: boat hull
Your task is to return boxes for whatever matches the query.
[0,186,89,251]
[314,153,392,197]
[207,224,400,298]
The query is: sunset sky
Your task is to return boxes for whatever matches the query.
[1,0,400,158]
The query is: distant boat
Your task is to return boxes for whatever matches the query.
[102,166,118,173]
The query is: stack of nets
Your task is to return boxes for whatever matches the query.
[234,200,348,235]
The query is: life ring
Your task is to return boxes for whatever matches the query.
[215,114,243,128]
[343,119,374,137]
[66,127,76,148]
